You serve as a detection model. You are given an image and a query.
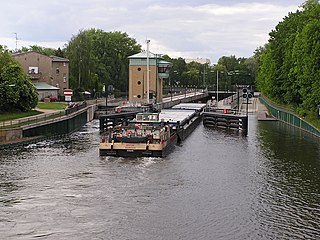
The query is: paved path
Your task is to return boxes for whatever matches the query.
[256,98,277,121]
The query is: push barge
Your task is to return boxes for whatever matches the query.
[99,103,206,157]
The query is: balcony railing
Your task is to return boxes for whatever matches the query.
[29,73,41,79]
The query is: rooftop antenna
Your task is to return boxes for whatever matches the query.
[13,32,18,52]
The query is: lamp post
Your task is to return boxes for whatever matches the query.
[169,76,172,101]
[146,39,150,104]
[185,85,187,98]
[216,70,219,104]
[215,70,224,106]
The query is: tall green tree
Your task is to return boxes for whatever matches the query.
[291,4,320,114]
[0,45,38,112]
[21,45,58,56]
[65,29,141,96]
[257,0,320,115]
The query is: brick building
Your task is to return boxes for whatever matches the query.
[12,51,69,100]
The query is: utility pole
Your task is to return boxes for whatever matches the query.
[146,39,150,104]
[13,33,18,52]
[216,70,219,105]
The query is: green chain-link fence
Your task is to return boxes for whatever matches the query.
[259,96,320,137]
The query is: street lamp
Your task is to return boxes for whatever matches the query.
[185,85,187,98]
[146,39,150,104]
[169,76,173,101]
[216,70,223,105]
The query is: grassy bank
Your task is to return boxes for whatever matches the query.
[0,110,42,122]
[0,102,67,122]
[261,95,320,130]
[37,102,67,110]
[305,113,320,130]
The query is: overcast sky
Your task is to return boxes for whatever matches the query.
[0,0,303,63]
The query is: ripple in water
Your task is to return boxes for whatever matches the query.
[0,118,319,239]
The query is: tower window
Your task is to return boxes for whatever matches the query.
[137,81,141,85]
[137,95,141,98]
[138,67,141,71]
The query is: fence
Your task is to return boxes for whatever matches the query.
[0,110,65,129]
[65,102,87,115]
[259,96,320,137]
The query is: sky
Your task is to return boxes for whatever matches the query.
[0,0,304,63]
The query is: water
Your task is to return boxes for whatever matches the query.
[0,115,319,239]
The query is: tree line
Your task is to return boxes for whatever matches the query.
[20,29,142,99]
[8,2,319,114]
[257,0,320,116]
[0,23,259,113]
[164,55,258,92]
[14,28,258,99]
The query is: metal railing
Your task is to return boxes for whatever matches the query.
[65,102,87,115]
[0,110,66,129]
[259,96,320,137]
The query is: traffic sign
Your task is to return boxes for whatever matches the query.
[63,89,73,96]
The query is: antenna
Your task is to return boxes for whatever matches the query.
[13,33,18,52]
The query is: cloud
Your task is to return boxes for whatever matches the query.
[0,0,301,62]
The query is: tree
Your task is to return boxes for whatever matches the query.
[65,29,141,96]
[257,0,320,115]
[21,45,58,56]
[0,45,38,112]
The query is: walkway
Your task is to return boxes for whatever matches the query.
[256,98,277,121]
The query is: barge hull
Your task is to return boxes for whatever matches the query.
[100,141,176,158]
[99,135,177,158]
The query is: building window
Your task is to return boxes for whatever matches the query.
[137,95,141,98]
[63,77,67,83]
[138,67,141,71]
[158,67,167,73]
[137,81,141,85]
[63,62,66,67]
[56,68,60,74]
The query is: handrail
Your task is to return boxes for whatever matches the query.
[0,110,65,129]
[260,95,320,137]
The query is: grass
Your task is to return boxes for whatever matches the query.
[37,102,67,110]
[305,113,320,130]
[0,110,42,122]
[261,95,320,130]
[0,111,64,129]
[0,102,66,124]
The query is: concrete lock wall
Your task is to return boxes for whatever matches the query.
[0,128,23,143]
[22,111,88,138]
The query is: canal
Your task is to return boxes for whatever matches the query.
[0,114,319,239]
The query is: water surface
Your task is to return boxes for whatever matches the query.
[0,115,319,239]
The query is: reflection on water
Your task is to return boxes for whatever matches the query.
[0,117,319,239]
[254,121,320,239]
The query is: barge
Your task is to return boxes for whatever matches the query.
[99,103,206,157]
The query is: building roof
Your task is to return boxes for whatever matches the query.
[158,60,172,65]
[12,51,69,62]
[51,56,69,62]
[33,82,60,90]
[128,50,162,59]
